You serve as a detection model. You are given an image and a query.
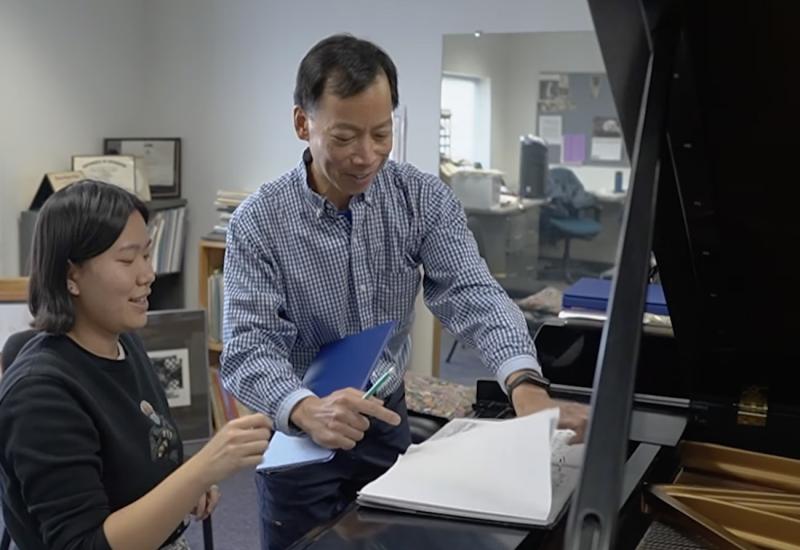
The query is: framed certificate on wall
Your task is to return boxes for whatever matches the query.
[71,155,137,193]
[104,138,181,198]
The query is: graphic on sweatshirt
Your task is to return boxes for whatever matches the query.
[140,400,180,463]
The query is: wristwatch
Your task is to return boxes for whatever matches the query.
[505,370,551,397]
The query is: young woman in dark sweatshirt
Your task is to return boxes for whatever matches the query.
[0,180,272,550]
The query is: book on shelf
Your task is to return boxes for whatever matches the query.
[148,206,186,274]
[202,232,226,242]
[208,367,226,430]
[208,367,252,430]
[357,408,585,528]
[207,270,224,343]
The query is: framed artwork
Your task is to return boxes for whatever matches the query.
[137,309,210,445]
[104,138,181,198]
[72,155,137,193]
[147,348,192,408]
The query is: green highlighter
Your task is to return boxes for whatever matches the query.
[362,367,395,400]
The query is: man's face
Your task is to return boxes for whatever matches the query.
[294,72,394,206]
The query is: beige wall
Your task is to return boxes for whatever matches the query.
[0,0,595,376]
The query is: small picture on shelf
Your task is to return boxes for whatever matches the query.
[148,348,192,408]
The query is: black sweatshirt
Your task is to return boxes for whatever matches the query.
[0,332,183,550]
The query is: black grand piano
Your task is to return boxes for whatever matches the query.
[289,0,800,548]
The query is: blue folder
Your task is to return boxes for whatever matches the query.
[257,320,397,472]
[563,277,669,316]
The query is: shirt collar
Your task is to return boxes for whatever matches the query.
[296,148,376,218]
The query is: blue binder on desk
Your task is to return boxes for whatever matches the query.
[257,320,397,473]
[563,277,668,315]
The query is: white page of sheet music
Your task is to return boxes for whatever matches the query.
[359,408,585,526]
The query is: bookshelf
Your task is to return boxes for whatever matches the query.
[199,238,243,429]
[147,198,188,311]
[199,239,225,360]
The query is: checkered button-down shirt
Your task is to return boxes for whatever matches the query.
[221,150,540,434]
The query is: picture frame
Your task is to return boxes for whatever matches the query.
[104,138,181,199]
[136,309,211,445]
[147,347,192,408]
[72,155,137,194]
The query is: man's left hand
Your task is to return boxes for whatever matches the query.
[509,379,589,443]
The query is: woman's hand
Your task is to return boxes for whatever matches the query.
[191,484,221,521]
[191,413,272,486]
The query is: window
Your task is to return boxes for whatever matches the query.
[440,74,491,168]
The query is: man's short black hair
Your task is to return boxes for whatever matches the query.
[28,180,149,334]
[294,34,399,112]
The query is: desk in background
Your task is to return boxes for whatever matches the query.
[465,196,546,289]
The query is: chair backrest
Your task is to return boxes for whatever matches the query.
[546,167,597,216]
[0,332,36,550]
[0,330,39,374]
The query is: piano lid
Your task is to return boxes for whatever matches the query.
[595,0,800,407]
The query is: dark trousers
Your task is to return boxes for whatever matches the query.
[256,387,411,550]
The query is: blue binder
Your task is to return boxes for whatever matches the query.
[562,277,669,315]
[257,320,397,472]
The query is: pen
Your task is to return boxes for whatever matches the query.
[362,367,395,400]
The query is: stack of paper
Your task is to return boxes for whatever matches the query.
[357,409,584,527]
[205,190,252,241]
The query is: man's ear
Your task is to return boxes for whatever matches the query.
[293,106,310,141]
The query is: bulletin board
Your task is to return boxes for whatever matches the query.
[536,72,629,168]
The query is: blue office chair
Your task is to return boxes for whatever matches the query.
[540,167,603,282]
[0,330,215,550]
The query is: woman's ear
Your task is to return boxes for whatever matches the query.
[293,106,310,141]
[66,261,80,296]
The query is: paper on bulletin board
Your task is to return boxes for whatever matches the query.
[538,115,563,147]
[590,137,623,161]
[562,134,586,164]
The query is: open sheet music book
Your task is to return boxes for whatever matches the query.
[357,408,584,527]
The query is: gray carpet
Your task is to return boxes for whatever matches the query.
[184,468,261,550]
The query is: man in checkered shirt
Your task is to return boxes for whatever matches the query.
[221,33,589,550]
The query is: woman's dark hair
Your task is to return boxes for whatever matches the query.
[294,34,399,112]
[28,179,149,334]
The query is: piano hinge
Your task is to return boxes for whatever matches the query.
[737,385,768,427]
